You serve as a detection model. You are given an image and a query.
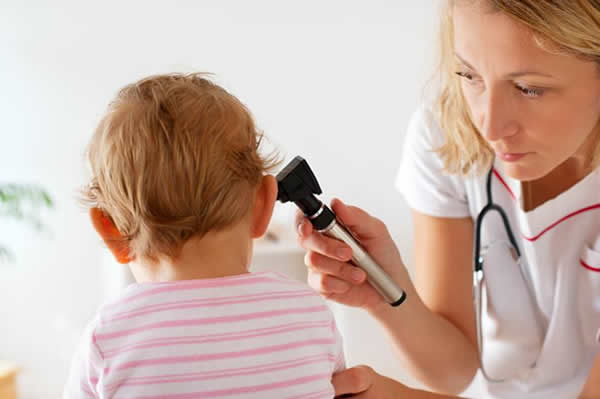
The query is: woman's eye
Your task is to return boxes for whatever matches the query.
[515,83,544,98]
[455,71,474,80]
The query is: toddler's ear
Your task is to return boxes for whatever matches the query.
[251,175,278,239]
[89,208,132,264]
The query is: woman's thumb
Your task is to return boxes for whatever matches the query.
[330,198,383,240]
[332,365,375,397]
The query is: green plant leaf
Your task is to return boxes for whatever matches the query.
[0,246,15,263]
[0,183,53,262]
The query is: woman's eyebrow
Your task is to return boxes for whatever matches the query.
[505,70,554,79]
[454,53,476,70]
[454,52,554,78]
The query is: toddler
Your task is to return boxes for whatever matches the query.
[64,73,345,398]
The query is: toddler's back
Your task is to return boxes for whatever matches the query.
[65,271,345,399]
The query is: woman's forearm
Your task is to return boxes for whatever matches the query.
[369,289,479,394]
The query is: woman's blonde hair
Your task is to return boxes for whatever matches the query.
[82,73,279,263]
[436,0,600,175]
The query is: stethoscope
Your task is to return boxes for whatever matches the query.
[473,166,539,383]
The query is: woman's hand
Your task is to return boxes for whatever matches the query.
[296,198,413,312]
[333,366,405,398]
[333,366,465,399]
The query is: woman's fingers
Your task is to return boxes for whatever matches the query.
[332,366,375,397]
[295,210,313,237]
[307,268,352,294]
[305,251,366,283]
[296,215,353,261]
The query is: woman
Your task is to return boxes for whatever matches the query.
[296,1,600,398]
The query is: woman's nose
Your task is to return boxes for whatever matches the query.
[478,89,519,142]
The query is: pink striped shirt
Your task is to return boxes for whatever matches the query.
[64,272,345,399]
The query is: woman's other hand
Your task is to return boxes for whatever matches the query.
[333,366,465,399]
[332,366,405,398]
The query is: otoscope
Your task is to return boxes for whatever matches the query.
[276,156,407,307]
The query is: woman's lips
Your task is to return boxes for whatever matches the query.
[496,151,529,162]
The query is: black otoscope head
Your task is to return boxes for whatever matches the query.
[276,156,321,201]
[276,156,335,231]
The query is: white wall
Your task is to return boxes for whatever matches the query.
[0,1,439,397]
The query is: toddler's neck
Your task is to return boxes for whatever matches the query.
[128,221,253,283]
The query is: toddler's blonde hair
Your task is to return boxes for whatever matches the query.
[82,73,279,262]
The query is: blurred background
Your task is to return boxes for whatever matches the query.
[0,1,441,397]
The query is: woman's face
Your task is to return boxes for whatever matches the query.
[453,4,600,181]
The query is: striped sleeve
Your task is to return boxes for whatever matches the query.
[63,319,103,399]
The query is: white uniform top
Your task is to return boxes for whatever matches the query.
[396,104,600,398]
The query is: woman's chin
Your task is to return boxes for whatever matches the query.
[500,158,547,182]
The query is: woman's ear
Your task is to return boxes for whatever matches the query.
[251,175,278,239]
[89,208,132,264]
